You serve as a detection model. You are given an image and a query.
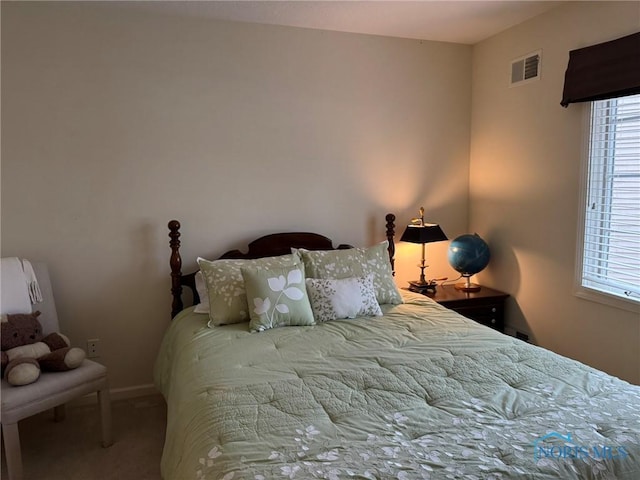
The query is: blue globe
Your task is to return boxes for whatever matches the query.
[447,234,490,276]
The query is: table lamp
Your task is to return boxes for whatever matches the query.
[400,207,448,294]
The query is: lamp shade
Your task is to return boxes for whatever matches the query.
[400,224,448,244]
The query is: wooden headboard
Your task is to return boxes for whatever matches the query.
[168,213,397,318]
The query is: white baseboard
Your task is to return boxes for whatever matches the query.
[110,383,160,401]
[70,383,161,406]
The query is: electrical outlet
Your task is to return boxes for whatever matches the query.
[87,339,100,358]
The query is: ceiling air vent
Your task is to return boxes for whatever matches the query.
[510,50,541,87]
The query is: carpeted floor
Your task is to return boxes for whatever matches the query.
[1,394,167,480]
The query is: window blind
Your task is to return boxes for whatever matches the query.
[582,94,640,301]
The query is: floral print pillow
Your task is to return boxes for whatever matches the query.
[297,248,367,279]
[305,274,383,322]
[197,253,301,327]
[358,241,403,305]
[298,242,403,305]
[242,265,315,332]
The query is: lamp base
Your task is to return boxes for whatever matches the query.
[408,280,437,294]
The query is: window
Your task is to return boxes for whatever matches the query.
[578,94,640,307]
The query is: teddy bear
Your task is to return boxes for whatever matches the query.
[1,311,86,386]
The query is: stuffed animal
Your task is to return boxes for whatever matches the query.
[1,311,85,386]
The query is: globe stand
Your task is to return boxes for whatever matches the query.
[455,275,481,292]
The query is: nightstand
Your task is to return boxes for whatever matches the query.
[419,285,509,332]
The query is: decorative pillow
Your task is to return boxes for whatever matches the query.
[193,271,209,314]
[359,241,403,305]
[197,253,300,327]
[305,274,383,322]
[297,248,366,280]
[241,265,315,332]
[298,242,403,305]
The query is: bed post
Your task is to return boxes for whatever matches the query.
[385,213,396,275]
[168,220,183,319]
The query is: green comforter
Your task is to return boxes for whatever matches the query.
[154,291,640,479]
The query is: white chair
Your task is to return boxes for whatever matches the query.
[1,263,113,480]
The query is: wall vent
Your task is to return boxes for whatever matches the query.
[510,50,541,86]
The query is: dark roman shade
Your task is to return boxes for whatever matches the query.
[560,32,640,107]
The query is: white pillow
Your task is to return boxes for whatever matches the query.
[193,271,209,314]
[305,274,383,322]
[0,257,33,315]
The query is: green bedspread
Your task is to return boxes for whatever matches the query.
[154,291,640,479]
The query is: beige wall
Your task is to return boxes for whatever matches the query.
[471,1,639,384]
[4,1,637,392]
[1,3,471,390]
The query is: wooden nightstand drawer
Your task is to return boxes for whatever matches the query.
[451,304,504,331]
[409,285,509,332]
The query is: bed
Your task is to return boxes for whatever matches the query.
[154,215,640,480]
